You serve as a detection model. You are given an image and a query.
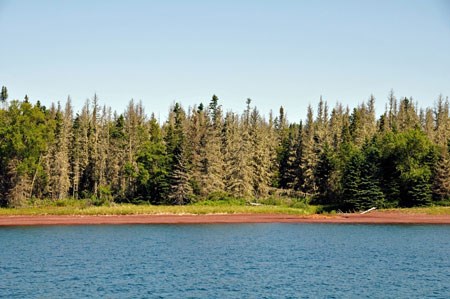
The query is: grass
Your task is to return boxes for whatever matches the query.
[0,198,318,216]
[382,206,450,215]
[2,197,450,216]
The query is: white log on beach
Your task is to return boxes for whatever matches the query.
[360,207,377,214]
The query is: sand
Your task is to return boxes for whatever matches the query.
[1,211,450,226]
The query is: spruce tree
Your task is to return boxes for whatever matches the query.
[136,115,168,203]
[315,143,339,204]
[300,105,317,196]
[432,148,450,201]
[202,95,225,194]
[342,143,384,211]
[0,86,8,107]
[44,99,72,200]
[278,124,301,190]
[249,107,272,197]
[186,105,207,196]
[223,112,253,198]
[165,103,192,204]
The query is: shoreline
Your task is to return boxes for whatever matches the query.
[1,211,450,226]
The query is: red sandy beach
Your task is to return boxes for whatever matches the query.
[1,211,450,226]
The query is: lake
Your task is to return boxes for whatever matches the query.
[1,224,450,298]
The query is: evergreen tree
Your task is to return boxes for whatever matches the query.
[278,124,302,190]
[342,149,363,210]
[107,113,128,199]
[300,105,317,196]
[342,142,384,210]
[0,86,8,107]
[397,97,419,131]
[423,108,435,141]
[202,95,225,194]
[223,111,253,198]
[275,106,290,188]
[314,143,340,204]
[434,95,449,146]
[186,105,207,196]
[248,107,272,197]
[44,99,72,200]
[165,103,192,204]
[432,147,450,201]
[136,115,168,203]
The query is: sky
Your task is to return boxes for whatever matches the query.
[1,0,450,121]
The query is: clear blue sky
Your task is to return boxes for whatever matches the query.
[1,0,450,121]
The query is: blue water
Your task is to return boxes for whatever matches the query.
[1,224,450,298]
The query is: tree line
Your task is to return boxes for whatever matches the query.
[1,86,450,210]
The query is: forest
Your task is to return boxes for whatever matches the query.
[1,85,450,210]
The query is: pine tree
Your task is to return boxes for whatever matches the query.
[315,143,339,204]
[107,113,128,199]
[434,95,449,146]
[186,105,207,196]
[136,114,168,203]
[300,105,317,196]
[223,112,253,198]
[248,107,272,197]
[349,107,364,146]
[342,149,363,210]
[329,103,344,150]
[342,143,384,211]
[366,95,377,137]
[266,111,279,189]
[123,99,149,197]
[423,108,435,141]
[387,89,398,132]
[96,105,112,200]
[165,103,192,204]
[397,97,419,131]
[71,100,90,199]
[201,95,225,194]
[278,124,300,189]
[44,99,72,200]
[275,106,290,188]
[432,147,450,201]
[0,86,8,108]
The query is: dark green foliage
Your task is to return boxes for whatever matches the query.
[314,143,340,204]
[341,142,384,211]
[379,129,437,207]
[0,100,53,206]
[135,115,169,203]
[136,141,168,203]
[278,124,301,189]
[0,86,8,104]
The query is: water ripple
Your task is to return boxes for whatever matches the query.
[1,224,450,298]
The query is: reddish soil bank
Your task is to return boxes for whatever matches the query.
[1,211,450,226]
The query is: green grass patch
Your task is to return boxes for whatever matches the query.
[0,198,318,216]
[382,206,450,215]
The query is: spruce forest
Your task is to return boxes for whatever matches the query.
[1,86,450,210]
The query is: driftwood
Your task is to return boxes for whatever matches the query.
[360,207,377,214]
